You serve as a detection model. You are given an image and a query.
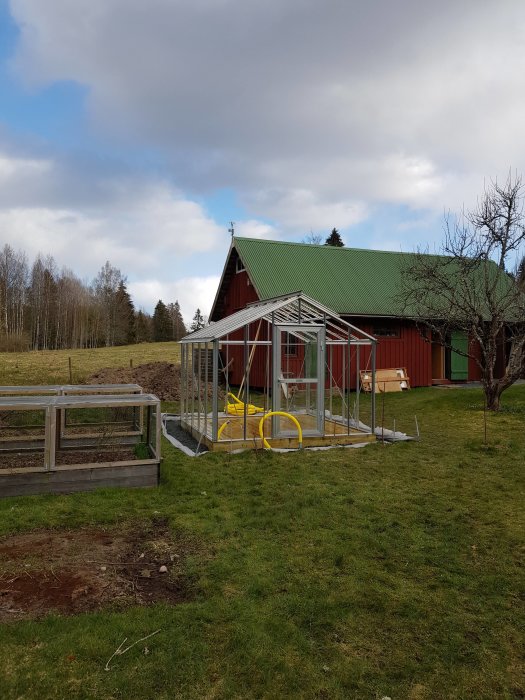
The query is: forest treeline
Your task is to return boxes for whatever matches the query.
[0,244,198,352]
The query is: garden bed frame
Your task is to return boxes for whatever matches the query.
[0,391,161,497]
[0,384,144,444]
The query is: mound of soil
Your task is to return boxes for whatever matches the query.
[87,362,183,401]
[0,519,203,621]
[87,361,223,403]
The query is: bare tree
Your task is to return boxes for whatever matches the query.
[29,255,58,350]
[302,231,324,245]
[0,245,29,350]
[92,261,126,347]
[401,173,525,410]
[0,245,144,352]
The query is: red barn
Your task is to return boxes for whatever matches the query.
[210,237,507,388]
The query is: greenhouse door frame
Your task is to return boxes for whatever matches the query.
[272,323,325,437]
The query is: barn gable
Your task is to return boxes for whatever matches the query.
[211,237,419,321]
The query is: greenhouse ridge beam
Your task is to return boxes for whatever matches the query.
[181,292,377,345]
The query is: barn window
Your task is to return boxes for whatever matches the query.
[235,258,245,273]
[372,322,400,338]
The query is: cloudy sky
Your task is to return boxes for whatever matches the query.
[1,0,524,321]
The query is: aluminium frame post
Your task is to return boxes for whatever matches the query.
[342,337,346,419]
[197,342,202,435]
[342,334,351,435]
[181,344,187,424]
[204,341,209,437]
[186,343,190,425]
[190,343,195,431]
[243,325,249,440]
[265,320,270,411]
[329,343,333,419]
[317,325,326,435]
[272,320,280,437]
[356,344,360,428]
[180,344,184,422]
[371,342,376,435]
[212,340,219,442]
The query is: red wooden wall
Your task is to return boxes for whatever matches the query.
[339,318,432,388]
[216,266,508,387]
[222,269,259,313]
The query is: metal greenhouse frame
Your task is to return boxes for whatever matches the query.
[180,293,377,451]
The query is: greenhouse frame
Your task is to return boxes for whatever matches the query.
[179,293,378,451]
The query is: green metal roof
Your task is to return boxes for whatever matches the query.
[234,237,417,317]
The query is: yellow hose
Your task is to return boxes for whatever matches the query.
[217,420,230,440]
[225,391,264,416]
[258,411,303,449]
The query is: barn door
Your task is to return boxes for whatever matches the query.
[450,330,469,381]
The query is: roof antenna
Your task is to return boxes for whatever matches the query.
[228,221,235,238]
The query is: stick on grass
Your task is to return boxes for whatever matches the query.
[104,629,162,671]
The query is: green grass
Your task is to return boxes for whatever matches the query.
[0,342,180,386]
[0,348,524,699]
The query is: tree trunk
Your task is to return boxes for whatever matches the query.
[484,382,501,411]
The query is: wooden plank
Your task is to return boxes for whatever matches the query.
[0,458,159,477]
[1,475,158,498]
[0,384,142,395]
[209,432,376,452]
[0,463,159,497]
[1,463,157,485]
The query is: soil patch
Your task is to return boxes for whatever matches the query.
[0,519,203,621]
[87,362,185,401]
[87,361,224,402]
[0,448,139,470]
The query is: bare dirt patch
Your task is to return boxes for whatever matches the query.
[87,361,223,402]
[0,448,141,470]
[0,519,202,621]
[87,362,185,401]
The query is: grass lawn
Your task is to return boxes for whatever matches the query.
[0,347,524,699]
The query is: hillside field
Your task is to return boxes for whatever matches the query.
[0,346,524,699]
[0,342,181,386]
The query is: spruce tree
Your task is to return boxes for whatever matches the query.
[325,228,344,247]
[168,300,187,340]
[114,280,136,345]
[153,300,171,341]
[190,308,205,332]
[135,310,153,343]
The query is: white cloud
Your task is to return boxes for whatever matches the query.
[233,219,279,240]
[10,0,525,220]
[244,189,368,233]
[4,0,525,291]
[129,276,220,324]
[0,154,50,183]
[0,149,232,309]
